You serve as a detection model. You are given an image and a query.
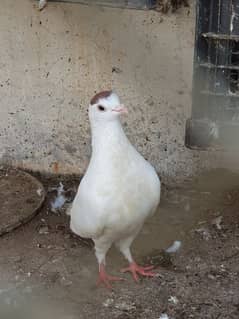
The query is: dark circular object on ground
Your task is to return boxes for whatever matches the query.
[0,167,45,236]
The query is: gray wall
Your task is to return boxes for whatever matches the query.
[0,0,236,183]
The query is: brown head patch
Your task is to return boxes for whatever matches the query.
[90,90,112,105]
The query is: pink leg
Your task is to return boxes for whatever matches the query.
[120,262,155,282]
[97,263,125,289]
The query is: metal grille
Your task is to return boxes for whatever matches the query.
[42,0,156,9]
[186,0,239,149]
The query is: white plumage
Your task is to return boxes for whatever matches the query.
[70,91,161,288]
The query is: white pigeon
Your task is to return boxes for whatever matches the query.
[70,91,161,288]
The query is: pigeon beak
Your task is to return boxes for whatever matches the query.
[112,104,128,114]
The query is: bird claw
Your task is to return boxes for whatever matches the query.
[120,262,156,282]
[97,264,125,289]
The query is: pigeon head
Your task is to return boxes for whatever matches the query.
[89,91,127,124]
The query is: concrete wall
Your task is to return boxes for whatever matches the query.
[0,0,235,183]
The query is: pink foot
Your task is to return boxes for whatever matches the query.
[97,264,125,289]
[120,262,155,282]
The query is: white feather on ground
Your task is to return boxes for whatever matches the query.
[39,0,47,10]
[165,240,182,253]
[50,182,66,213]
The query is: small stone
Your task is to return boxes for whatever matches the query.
[220,264,226,272]
[38,225,49,235]
[115,301,136,312]
[194,227,210,240]
[103,298,114,307]
[211,216,223,230]
[208,274,216,280]
[168,296,179,304]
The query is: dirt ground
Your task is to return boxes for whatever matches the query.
[0,169,239,319]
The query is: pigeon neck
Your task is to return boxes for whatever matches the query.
[90,119,127,154]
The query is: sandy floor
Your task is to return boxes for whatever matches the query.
[0,169,238,319]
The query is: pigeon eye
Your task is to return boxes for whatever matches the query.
[98,105,105,112]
